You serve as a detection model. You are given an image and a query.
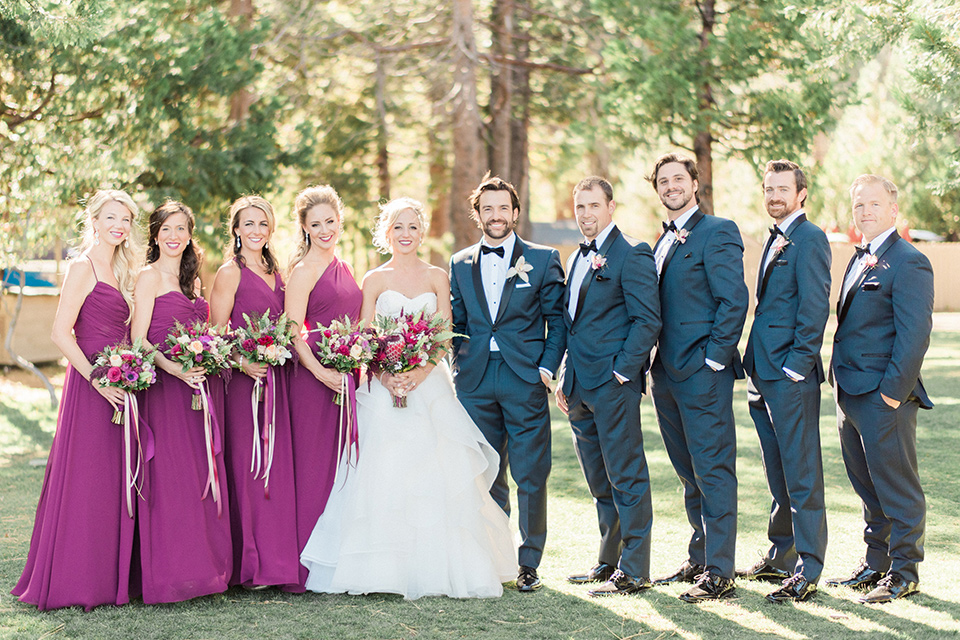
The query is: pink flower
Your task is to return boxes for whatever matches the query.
[590,255,607,271]
[258,335,274,346]
[107,367,122,382]
[676,228,690,244]
[864,254,878,269]
[242,338,256,352]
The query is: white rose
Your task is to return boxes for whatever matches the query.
[109,354,123,367]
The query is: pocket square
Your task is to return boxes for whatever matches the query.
[862,281,881,291]
[515,282,532,289]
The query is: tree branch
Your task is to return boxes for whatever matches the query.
[4,68,57,129]
[480,53,594,75]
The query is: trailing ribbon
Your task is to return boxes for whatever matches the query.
[121,393,146,519]
[197,381,223,518]
[249,367,276,498]
[331,372,360,489]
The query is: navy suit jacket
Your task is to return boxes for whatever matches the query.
[450,235,566,393]
[830,234,934,407]
[653,210,749,382]
[561,226,661,395]
[744,214,831,383]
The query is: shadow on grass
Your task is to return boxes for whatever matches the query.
[0,397,54,452]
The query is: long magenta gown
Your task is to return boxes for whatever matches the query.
[286,257,362,592]
[223,261,299,588]
[138,292,232,603]
[12,274,137,611]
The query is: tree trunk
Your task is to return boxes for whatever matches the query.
[427,76,451,267]
[375,53,390,201]
[228,0,256,124]
[489,0,513,180]
[450,0,484,251]
[695,0,715,215]
[510,27,531,234]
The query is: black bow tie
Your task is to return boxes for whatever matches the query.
[855,244,871,258]
[480,245,504,258]
[662,221,679,234]
[769,226,784,237]
[579,240,598,257]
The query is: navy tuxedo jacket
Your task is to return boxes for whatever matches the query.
[450,235,567,393]
[830,234,934,407]
[744,214,831,383]
[653,210,749,382]
[561,226,661,395]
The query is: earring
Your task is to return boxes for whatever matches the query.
[124,237,130,249]
[186,239,191,247]
[94,229,100,245]
[264,242,269,250]
[305,231,310,246]
[235,235,241,250]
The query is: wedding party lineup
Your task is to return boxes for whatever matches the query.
[11,153,936,614]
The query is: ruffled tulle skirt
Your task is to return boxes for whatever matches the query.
[300,362,516,599]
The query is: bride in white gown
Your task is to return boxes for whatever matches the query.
[300,197,516,599]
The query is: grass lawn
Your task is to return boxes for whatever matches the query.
[2,320,959,639]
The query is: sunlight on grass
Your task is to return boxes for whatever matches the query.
[869,599,960,632]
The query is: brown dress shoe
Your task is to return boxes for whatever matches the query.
[860,572,918,603]
[766,573,817,602]
[517,566,541,592]
[567,563,616,584]
[679,571,735,602]
[653,560,705,585]
[587,570,653,597]
[737,559,790,583]
[824,559,883,590]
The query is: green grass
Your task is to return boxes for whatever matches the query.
[2,326,960,639]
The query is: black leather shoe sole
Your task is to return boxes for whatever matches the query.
[567,564,616,584]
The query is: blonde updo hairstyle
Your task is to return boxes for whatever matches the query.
[77,189,143,318]
[227,195,279,275]
[288,185,344,271]
[372,197,428,255]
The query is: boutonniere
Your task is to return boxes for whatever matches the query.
[590,254,607,271]
[771,234,790,255]
[864,254,878,269]
[506,255,534,283]
[676,228,690,244]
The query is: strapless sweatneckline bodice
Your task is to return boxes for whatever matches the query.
[374,290,438,319]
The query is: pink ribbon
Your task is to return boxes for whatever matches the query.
[331,372,360,488]
[198,381,223,517]
[249,367,276,498]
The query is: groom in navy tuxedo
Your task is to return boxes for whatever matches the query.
[739,160,831,602]
[826,174,934,603]
[556,176,661,596]
[450,175,566,592]
[648,153,748,602]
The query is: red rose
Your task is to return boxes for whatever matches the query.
[258,335,274,346]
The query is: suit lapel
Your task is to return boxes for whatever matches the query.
[838,232,900,324]
[660,209,704,284]
[836,253,858,320]
[573,226,621,324]
[494,237,525,324]
[758,214,805,301]
[470,244,494,325]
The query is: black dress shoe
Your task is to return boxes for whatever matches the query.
[736,559,790,583]
[679,571,735,602]
[517,566,541,592]
[587,570,652,597]
[568,562,616,584]
[653,560,705,585]
[766,573,817,603]
[824,559,883,590]
[860,572,918,603]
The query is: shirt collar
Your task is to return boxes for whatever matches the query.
[585,221,616,250]
[867,226,898,254]
[672,204,699,230]
[777,209,805,234]
[482,231,516,258]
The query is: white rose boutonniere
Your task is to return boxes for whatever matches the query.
[676,228,690,244]
[771,234,790,255]
[590,254,607,271]
[506,255,534,283]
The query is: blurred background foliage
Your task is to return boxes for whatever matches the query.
[1,0,959,277]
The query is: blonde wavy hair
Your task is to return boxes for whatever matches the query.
[372,197,428,254]
[288,185,344,272]
[76,189,143,318]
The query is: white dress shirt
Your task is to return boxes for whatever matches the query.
[655,204,699,276]
[841,226,897,304]
[480,232,516,352]
[760,209,806,382]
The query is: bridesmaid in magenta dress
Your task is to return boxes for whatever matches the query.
[12,190,143,610]
[283,186,362,592]
[210,195,299,589]
[130,201,232,603]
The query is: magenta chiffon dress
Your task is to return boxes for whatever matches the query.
[286,258,362,592]
[138,292,232,603]
[12,276,137,611]
[223,262,299,588]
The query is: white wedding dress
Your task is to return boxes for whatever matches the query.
[300,290,516,599]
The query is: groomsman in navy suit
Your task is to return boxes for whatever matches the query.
[825,174,934,603]
[738,160,831,602]
[556,176,661,596]
[647,153,748,602]
[449,175,566,592]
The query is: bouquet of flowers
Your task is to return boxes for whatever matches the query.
[232,311,297,496]
[165,320,234,410]
[90,338,157,517]
[91,338,157,424]
[311,317,377,405]
[371,310,457,408]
